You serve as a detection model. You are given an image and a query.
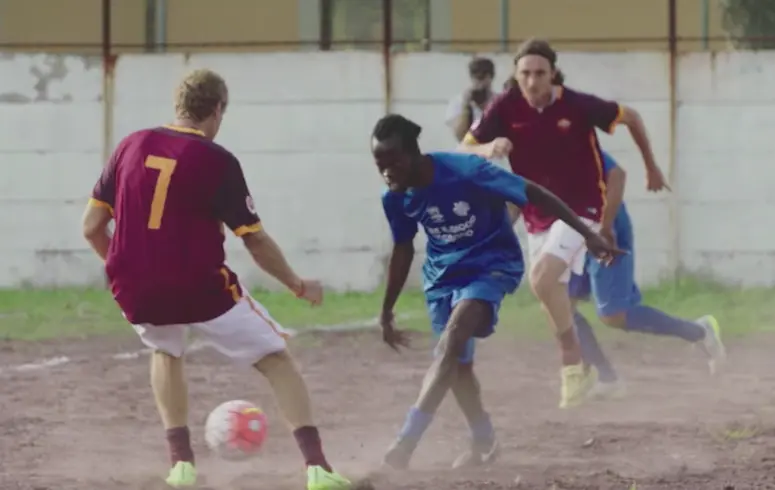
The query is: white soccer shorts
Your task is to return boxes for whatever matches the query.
[526,217,601,284]
[131,293,289,366]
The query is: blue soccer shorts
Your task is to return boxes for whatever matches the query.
[426,273,520,364]
[569,252,642,317]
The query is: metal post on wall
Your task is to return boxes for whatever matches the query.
[499,0,510,52]
[101,0,114,171]
[667,0,681,281]
[382,0,393,114]
[701,0,710,50]
[145,0,168,52]
[101,0,115,287]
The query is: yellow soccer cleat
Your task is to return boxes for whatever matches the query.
[559,364,597,409]
[165,461,197,488]
[697,315,726,375]
[307,465,352,490]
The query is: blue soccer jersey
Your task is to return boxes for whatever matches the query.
[381,152,527,301]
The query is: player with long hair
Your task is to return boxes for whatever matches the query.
[460,38,671,408]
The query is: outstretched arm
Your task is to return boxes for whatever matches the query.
[380,192,419,350]
[457,92,511,159]
[381,241,415,316]
[242,230,304,295]
[579,92,668,192]
[524,181,599,241]
[468,157,598,241]
[214,154,313,300]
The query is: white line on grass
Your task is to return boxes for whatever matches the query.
[0,312,422,376]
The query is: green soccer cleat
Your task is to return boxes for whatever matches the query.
[307,465,352,490]
[165,461,197,488]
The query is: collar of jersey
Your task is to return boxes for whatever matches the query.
[163,125,206,136]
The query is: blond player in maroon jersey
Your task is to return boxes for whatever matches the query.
[82,69,352,489]
[460,39,669,409]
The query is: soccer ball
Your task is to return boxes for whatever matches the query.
[204,399,268,460]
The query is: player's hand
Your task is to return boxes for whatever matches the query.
[487,138,513,159]
[600,225,616,247]
[380,310,410,352]
[646,165,671,192]
[296,279,323,306]
[585,232,626,266]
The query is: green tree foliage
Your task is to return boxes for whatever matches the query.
[720,0,775,49]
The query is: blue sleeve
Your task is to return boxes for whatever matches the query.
[601,151,617,177]
[381,191,418,244]
[464,155,528,207]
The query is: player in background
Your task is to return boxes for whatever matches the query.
[570,151,725,396]
[373,114,621,470]
[445,57,497,142]
[81,69,351,490]
[459,38,670,408]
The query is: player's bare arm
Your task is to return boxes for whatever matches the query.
[506,202,521,225]
[524,180,623,262]
[241,229,321,305]
[616,105,670,192]
[600,165,626,243]
[457,92,512,159]
[380,240,415,351]
[81,200,112,261]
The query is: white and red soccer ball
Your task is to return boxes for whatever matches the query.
[204,400,268,460]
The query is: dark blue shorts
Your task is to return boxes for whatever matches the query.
[426,274,520,364]
[569,252,641,317]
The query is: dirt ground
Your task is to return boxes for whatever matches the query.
[2,329,775,490]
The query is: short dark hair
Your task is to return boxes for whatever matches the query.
[514,38,565,85]
[468,57,495,77]
[372,114,422,153]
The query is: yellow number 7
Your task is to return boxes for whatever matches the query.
[145,156,177,230]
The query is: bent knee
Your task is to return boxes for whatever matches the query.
[599,312,627,329]
[253,349,296,375]
[529,256,568,297]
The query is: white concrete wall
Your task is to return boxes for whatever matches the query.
[0,50,773,290]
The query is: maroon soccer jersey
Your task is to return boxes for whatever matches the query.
[90,126,261,325]
[467,86,622,233]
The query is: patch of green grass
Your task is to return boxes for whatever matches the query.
[0,287,425,341]
[1,276,774,341]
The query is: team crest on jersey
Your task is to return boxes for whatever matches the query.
[246,195,257,215]
[557,118,572,130]
[452,201,470,217]
[426,206,445,223]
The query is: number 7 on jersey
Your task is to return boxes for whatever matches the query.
[145,156,177,230]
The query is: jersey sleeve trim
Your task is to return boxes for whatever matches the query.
[462,132,479,145]
[606,104,624,134]
[88,198,114,215]
[233,221,262,237]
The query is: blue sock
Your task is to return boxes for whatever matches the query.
[624,305,704,342]
[398,406,433,442]
[574,311,618,383]
[469,412,495,444]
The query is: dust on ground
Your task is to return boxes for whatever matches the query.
[2,329,775,490]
